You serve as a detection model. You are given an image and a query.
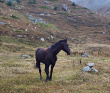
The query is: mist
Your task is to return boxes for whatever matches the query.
[69,0,110,11]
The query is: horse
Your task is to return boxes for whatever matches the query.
[35,39,71,82]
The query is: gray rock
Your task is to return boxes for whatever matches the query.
[82,66,91,72]
[17,35,23,38]
[40,38,45,41]
[82,63,98,72]
[22,55,31,59]
[87,63,94,67]
[40,13,45,16]
[93,68,98,72]
[0,21,6,25]
[62,4,68,11]
[26,13,46,25]
[44,1,49,4]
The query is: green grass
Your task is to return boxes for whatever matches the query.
[39,6,49,9]
[11,15,20,20]
[1,16,8,19]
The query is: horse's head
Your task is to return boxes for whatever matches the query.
[61,39,71,55]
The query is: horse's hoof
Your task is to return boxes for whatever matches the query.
[49,79,52,81]
[40,78,43,81]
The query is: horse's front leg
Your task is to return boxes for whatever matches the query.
[49,64,55,81]
[45,64,49,82]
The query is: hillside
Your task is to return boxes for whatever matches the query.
[0,0,110,45]
[0,0,110,93]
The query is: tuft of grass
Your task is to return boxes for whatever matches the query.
[14,30,22,32]
[39,6,49,9]
[58,12,69,15]
[11,15,20,20]
[1,16,8,19]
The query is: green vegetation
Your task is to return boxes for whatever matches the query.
[1,16,8,19]
[16,0,21,4]
[11,15,20,20]
[72,2,76,6]
[39,6,49,9]
[14,30,22,32]
[0,0,4,3]
[54,5,58,10]
[73,7,80,9]
[108,21,110,25]
[58,12,69,15]
[89,13,94,14]
[6,1,13,6]
[37,22,56,29]
[82,7,89,10]
[29,0,37,4]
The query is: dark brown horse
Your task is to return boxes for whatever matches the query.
[35,39,71,82]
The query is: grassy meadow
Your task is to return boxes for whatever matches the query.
[0,37,110,93]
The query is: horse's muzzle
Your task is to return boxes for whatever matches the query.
[67,49,71,55]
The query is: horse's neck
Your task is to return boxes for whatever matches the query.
[52,44,62,56]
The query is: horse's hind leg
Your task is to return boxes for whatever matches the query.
[36,60,42,80]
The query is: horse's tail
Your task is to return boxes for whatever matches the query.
[35,48,41,68]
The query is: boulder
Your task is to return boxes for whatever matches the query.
[82,66,91,72]
[82,63,98,72]
[44,1,49,4]
[0,21,6,25]
[62,4,68,11]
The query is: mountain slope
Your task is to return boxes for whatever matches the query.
[0,0,110,45]
[70,0,110,16]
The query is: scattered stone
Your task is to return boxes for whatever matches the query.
[40,38,45,41]
[87,63,94,67]
[82,66,91,72]
[17,35,23,38]
[82,63,98,72]
[47,13,51,16]
[51,35,53,39]
[0,21,6,25]
[44,1,49,4]
[53,12,56,15]
[22,55,31,59]
[103,32,105,34]
[62,4,68,11]
[26,13,46,25]
[40,13,45,16]
[25,29,28,31]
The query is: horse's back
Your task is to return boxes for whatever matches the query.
[36,48,47,62]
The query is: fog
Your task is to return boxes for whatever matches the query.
[69,0,110,11]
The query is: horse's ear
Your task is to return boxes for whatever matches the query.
[64,39,67,43]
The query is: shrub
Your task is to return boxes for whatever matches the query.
[16,0,21,4]
[54,5,58,10]
[11,15,20,20]
[39,6,49,9]
[0,0,4,3]
[72,2,76,6]
[6,1,13,6]
[108,22,110,25]
[29,0,37,4]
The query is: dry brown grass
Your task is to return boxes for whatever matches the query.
[0,43,110,93]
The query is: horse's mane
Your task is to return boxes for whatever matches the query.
[50,40,64,48]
